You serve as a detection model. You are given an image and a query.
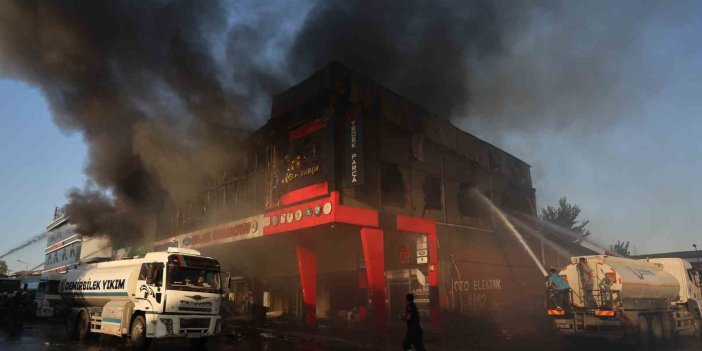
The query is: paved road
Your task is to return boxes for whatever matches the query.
[0,322,357,351]
[2,321,701,350]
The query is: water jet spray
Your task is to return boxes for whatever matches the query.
[471,189,547,276]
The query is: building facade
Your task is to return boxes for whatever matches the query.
[153,62,566,330]
[43,207,112,274]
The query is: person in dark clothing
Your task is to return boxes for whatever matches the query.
[401,293,426,351]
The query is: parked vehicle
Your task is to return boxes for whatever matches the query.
[548,255,702,347]
[60,247,229,349]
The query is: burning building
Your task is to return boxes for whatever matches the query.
[153,62,566,330]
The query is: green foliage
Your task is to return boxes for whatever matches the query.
[0,260,8,276]
[610,240,631,256]
[540,197,591,243]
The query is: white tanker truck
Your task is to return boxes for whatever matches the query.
[35,272,64,318]
[548,255,702,347]
[60,247,228,349]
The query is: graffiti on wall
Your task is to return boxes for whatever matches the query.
[451,278,502,312]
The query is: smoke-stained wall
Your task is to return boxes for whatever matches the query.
[152,63,561,329]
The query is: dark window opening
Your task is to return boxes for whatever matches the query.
[381,163,406,207]
[423,176,442,210]
[457,182,481,217]
[354,162,379,207]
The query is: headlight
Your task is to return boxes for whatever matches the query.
[159,318,174,335]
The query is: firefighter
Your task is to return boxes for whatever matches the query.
[577,257,596,308]
[401,293,426,351]
[546,268,571,310]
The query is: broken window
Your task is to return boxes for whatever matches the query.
[412,133,425,161]
[457,182,481,217]
[423,175,442,210]
[381,162,406,207]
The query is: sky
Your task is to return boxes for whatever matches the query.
[0,2,701,272]
[458,4,702,255]
[0,80,86,273]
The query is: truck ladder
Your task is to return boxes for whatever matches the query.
[90,310,103,332]
[574,312,586,332]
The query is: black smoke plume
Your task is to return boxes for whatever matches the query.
[0,0,288,244]
[0,0,660,244]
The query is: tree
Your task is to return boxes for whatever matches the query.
[0,260,8,276]
[540,197,591,244]
[610,241,631,256]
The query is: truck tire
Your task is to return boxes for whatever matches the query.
[693,311,702,341]
[637,315,650,349]
[76,310,91,341]
[65,312,77,340]
[130,315,151,350]
[661,312,675,344]
[650,314,663,347]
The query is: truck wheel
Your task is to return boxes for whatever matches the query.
[65,313,77,340]
[76,310,91,341]
[693,311,702,341]
[130,315,151,350]
[637,315,650,349]
[650,314,663,347]
[661,312,675,344]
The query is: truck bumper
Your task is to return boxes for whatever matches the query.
[36,306,54,318]
[552,313,624,340]
[146,314,222,339]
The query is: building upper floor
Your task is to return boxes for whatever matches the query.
[156,62,535,239]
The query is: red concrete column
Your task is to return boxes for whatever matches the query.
[295,240,317,327]
[357,268,368,322]
[427,227,440,328]
[360,228,387,332]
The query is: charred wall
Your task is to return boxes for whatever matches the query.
[153,62,566,327]
[155,62,536,240]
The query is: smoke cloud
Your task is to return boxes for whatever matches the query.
[0,0,288,244]
[0,0,662,244]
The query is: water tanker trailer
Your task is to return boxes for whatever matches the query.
[548,255,702,347]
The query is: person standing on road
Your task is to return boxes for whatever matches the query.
[577,257,596,308]
[401,293,426,351]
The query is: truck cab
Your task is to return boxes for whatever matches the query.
[135,250,224,339]
[649,258,702,314]
[35,273,64,318]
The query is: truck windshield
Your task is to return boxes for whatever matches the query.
[167,267,221,293]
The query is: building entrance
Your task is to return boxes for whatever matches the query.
[387,269,411,323]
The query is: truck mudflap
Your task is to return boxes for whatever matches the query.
[146,313,222,339]
[98,300,135,336]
